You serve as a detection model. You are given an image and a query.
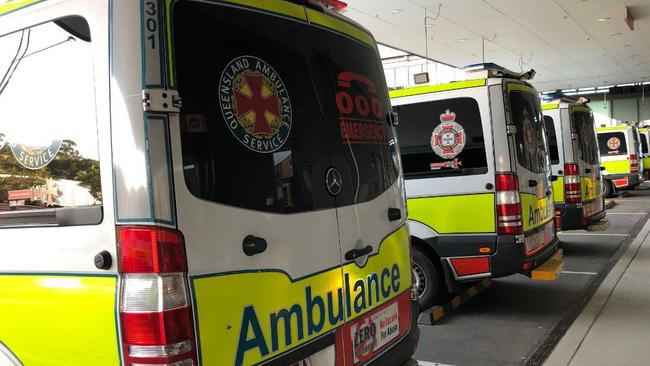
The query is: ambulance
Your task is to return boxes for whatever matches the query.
[542,99,608,231]
[390,64,562,309]
[0,1,419,365]
[597,125,643,196]
[638,126,650,180]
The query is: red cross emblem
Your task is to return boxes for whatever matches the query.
[234,72,281,136]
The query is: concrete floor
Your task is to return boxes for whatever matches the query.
[415,188,650,366]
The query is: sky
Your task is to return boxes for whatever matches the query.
[0,21,99,160]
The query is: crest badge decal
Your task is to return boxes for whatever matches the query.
[431,109,466,159]
[219,56,292,153]
[607,137,621,151]
[10,140,62,170]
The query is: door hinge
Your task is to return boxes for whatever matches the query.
[506,125,517,135]
[142,89,182,113]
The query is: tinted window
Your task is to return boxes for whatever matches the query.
[510,90,549,173]
[173,1,398,214]
[641,133,649,154]
[0,18,101,224]
[544,116,560,165]
[395,97,487,178]
[598,132,627,156]
[572,111,599,164]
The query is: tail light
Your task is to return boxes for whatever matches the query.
[564,163,581,204]
[630,154,639,173]
[314,0,348,12]
[118,226,197,366]
[496,173,522,235]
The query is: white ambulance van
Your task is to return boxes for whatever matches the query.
[542,98,608,231]
[390,64,562,309]
[0,1,419,365]
[597,125,643,195]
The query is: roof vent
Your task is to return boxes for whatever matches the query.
[463,63,536,81]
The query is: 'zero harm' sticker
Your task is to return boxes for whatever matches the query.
[219,55,292,153]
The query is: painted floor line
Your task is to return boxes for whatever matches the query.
[605,212,647,215]
[418,361,456,366]
[558,232,630,237]
[561,270,598,275]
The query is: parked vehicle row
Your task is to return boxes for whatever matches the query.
[0,0,627,365]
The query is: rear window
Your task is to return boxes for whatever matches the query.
[510,90,549,173]
[543,116,560,165]
[598,132,627,156]
[572,111,599,164]
[0,17,102,226]
[641,133,649,154]
[394,97,488,178]
[173,1,398,214]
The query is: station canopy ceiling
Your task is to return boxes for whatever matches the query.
[344,0,650,91]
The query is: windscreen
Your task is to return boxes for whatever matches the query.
[172,1,399,214]
[394,97,488,178]
[598,132,627,156]
[510,91,549,174]
[572,110,599,164]
[543,116,560,165]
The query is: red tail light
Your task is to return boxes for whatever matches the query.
[496,173,522,235]
[564,163,582,204]
[630,154,639,173]
[315,0,348,12]
[118,226,197,366]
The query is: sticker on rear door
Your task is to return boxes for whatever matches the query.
[430,109,465,170]
[219,55,292,153]
[606,137,621,154]
[351,301,400,364]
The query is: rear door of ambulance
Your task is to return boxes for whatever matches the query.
[570,106,603,218]
[0,5,119,366]
[309,9,414,365]
[167,1,398,365]
[506,82,555,256]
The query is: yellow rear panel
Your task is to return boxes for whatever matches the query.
[521,193,554,232]
[407,194,496,234]
[0,275,119,366]
[602,160,630,174]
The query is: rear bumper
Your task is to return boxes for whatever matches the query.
[369,300,420,366]
[556,202,606,230]
[491,229,561,278]
[605,173,642,189]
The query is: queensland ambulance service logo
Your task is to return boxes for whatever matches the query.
[607,137,621,151]
[431,109,465,159]
[10,140,62,170]
[219,56,292,153]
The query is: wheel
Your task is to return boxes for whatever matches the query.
[411,246,442,311]
[603,180,615,198]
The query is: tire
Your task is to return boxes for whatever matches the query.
[603,180,614,198]
[411,246,442,311]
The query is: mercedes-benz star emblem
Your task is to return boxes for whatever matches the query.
[325,167,343,196]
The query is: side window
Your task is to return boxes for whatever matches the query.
[0,17,101,226]
[395,97,488,178]
[510,91,549,174]
[543,116,560,165]
[598,132,627,156]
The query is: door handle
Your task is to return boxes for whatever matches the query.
[585,168,592,173]
[345,245,373,261]
[242,235,268,256]
[528,180,538,187]
[600,166,606,171]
